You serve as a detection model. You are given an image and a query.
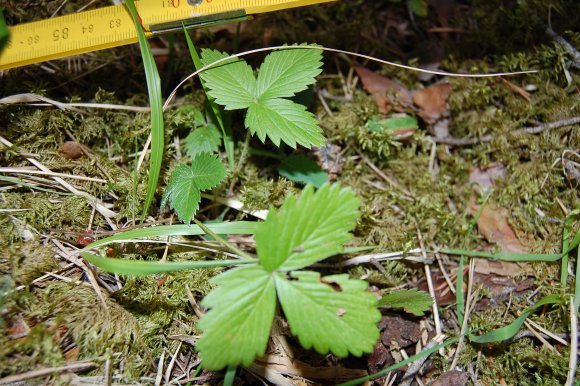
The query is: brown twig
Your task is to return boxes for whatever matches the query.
[540,22,580,68]
[514,116,580,135]
[433,116,580,146]
[0,361,97,385]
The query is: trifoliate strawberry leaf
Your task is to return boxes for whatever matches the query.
[378,289,433,316]
[161,154,226,224]
[256,184,359,272]
[256,44,323,100]
[200,49,256,110]
[185,124,222,158]
[275,271,381,357]
[245,98,325,148]
[197,265,276,370]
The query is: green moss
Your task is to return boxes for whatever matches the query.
[348,260,408,287]
[5,242,58,285]
[33,282,151,380]
[240,164,299,212]
[0,323,66,376]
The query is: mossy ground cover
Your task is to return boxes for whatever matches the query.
[0,0,579,385]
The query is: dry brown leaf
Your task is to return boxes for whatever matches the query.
[473,258,529,277]
[430,370,469,386]
[468,196,527,253]
[354,65,411,113]
[469,164,506,191]
[412,83,452,124]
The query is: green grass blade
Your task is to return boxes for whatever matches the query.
[337,336,460,386]
[575,245,580,311]
[469,294,562,344]
[124,0,165,221]
[0,8,9,54]
[223,366,237,386]
[183,28,235,169]
[456,255,465,326]
[83,221,258,250]
[81,252,256,276]
[560,215,572,287]
[441,248,562,262]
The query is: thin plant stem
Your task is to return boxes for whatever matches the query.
[229,131,251,194]
[192,218,254,260]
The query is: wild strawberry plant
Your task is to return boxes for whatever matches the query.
[196,184,381,369]
[199,44,326,148]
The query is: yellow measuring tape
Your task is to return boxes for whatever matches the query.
[0,0,334,70]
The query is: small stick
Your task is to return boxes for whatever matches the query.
[398,337,446,386]
[525,318,568,346]
[165,342,183,385]
[514,116,580,135]
[541,22,580,68]
[435,252,456,294]
[193,218,254,260]
[0,361,97,385]
[523,320,560,355]
[154,351,166,386]
[450,258,477,370]
[361,154,413,198]
[0,168,107,183]
[434,116,580,146]
[565,297,578,386]
[0,135,116,219]
[0,93,152,112]
[416,227,442,342]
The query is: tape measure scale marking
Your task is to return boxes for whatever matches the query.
[0,0,335,71]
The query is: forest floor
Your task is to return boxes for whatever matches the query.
[0,0,579,385]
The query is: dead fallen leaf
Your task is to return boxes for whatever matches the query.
[468,196,527,253]
[369,314,421,371]
[473,258,529,277]
[313,143,344,181]
[355,65,412,113]
[430,370,469,386]
[249,320,367,384]
[412,83,452,124]
[64,346,80,362]
[469,164,506,192]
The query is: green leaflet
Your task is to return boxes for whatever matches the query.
[255,44,323,99]
[245,98,324,148]
[378,288,433,316]
[200,45,325,148]
[255,184,360,272]
[275,271,381,357]
[199,49,255,110]
[197,265,276,370]
[185,124,222,158]
[161,154,226,224]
